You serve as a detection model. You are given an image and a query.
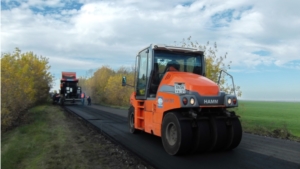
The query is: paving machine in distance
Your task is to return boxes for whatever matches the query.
[122,44,242,155]
[60,72,82,105]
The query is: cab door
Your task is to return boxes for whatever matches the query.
[135,48,149,100]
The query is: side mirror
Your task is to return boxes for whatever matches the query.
[122,76,127,86]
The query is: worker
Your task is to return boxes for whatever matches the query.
[81,92,85,105]
[166,60,180,71]
[52,92,57,104]
[87,96,91,105]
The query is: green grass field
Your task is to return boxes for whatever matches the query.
[232,100,300,140]
[1,105,108,169]
[1,104,151,169]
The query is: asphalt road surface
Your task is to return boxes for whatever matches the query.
[65,104,300,169]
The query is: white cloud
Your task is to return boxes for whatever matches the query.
[1,0,300,73]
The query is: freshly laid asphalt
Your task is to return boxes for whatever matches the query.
[65,104,300,169]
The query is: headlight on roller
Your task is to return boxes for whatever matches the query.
[227,98,232,105]
[190,97,195,105]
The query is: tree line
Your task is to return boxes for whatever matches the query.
[1,48,53,131]
[78,66,135,107]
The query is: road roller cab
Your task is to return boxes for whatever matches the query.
[122,44,242,155]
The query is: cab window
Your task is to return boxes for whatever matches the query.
[136,49,148,97]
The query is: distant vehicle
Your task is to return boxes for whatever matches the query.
[59,72,82,105]
[122,44,242,155]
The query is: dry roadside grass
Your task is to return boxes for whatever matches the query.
[1,104,155,169]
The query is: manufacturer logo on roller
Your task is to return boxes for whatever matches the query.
[204,99,218,104]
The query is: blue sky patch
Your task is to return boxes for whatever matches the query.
[181,1,194,7]
[212,9,235,23]
[1,0,21,10]
[252,50,271,56]
[1,0,83,14]
[210,9,236,28]
[210,6,252,28]
[283,60,300,69]
[30,1,83,15]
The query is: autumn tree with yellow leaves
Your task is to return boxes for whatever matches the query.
[179,36,242,97]
[78,66,135,107]
[1,48,53,131]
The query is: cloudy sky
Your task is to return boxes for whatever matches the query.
[2,0,300,101]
